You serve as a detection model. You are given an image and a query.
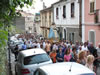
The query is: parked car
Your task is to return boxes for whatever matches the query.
[10,39,24,52]
[34,62,95,75]
[15,48,52,75]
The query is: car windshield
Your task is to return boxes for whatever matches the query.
[24,53,50,65]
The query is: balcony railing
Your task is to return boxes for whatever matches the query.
[94,9,100,23]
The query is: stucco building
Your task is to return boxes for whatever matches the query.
[40,6,53,38]
[82,0,100,46]
[52,0,81,43]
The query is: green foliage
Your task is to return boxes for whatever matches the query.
[0,0,34,74]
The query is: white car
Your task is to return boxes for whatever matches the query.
[34,62,95,75]
[15,48,52,75]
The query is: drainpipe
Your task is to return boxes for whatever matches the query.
[79,0,82,39]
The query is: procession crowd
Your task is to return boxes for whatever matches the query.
[14,38,100,73]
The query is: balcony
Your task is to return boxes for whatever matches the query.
[94,9,100,24]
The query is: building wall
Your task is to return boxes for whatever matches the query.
[53,0,80,41]
[84,0,100,46]
[14,17,25,33]
[53,0,79,28]
[96,0,100,10]
[82,0,85,42]
[40,12,45,36]
[25,17,34,33]
[40,8,53,38]
[84,0,95,24]
[85,25,100,46]
[67,28,80,43]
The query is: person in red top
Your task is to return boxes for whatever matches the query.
[50,50,57,63]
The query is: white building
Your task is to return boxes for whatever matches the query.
[52,0,81,43]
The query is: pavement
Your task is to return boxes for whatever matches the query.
[10,52,15,75]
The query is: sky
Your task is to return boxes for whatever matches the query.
[20,0,59,14]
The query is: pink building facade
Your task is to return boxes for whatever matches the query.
[82,0,100,47]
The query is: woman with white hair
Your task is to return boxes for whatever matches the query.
[85,55,94,71]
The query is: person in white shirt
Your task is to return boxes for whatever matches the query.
[43,40,46,50]
[82,42,88,51]
[53,43,58,52]
[32,41,37,48]
[77,46,82,54]
[37,42,40,48]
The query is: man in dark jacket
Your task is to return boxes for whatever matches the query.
[88,43,96,55]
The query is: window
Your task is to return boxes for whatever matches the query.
[69,33,74,43]
[24,53,50,65]
[90,0,95,13]
[89,31,95,46]
[56,8,59,19]
[71,3,75,18]
[64,29,66,40]
[49,13,51,22]
[45,14,47,22]
[63,5,66,18]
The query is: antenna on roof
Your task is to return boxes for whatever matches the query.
[69,62,73,72]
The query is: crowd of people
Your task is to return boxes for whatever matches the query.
[14,39,100,73]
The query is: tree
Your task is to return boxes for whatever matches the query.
[0,0,34,74]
